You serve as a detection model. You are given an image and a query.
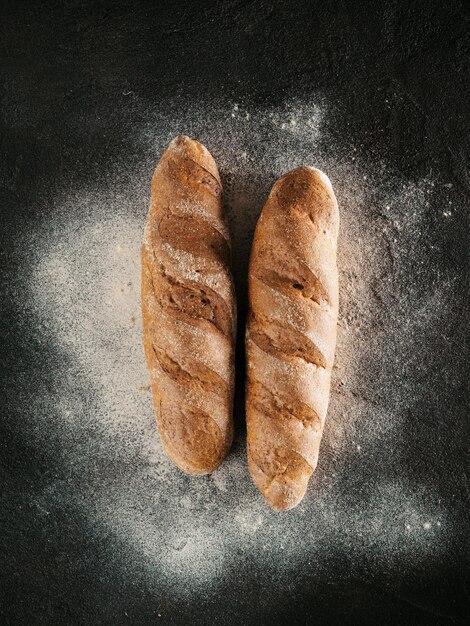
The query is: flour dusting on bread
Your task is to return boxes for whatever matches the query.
[23,95,461,597]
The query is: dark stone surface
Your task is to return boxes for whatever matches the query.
[1,1,469,624]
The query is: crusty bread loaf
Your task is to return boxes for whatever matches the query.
[141,135,236,474]
[246,166,339,511]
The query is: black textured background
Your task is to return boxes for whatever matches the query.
[1,1,469,624]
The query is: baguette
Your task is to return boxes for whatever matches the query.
[141,135,236,474]
[246,166,339,510]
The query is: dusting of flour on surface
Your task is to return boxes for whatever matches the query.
[24,95,463,598]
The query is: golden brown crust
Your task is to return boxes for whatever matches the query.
[246,166,339,510]
[142,135,236,474]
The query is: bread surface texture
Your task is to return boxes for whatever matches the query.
[142,135,236,474]
[246,166,339,510]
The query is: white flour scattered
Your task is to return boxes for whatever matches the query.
[25,95,459,598]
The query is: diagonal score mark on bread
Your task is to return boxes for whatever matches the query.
[250,380,323,431]
[246,166,339,511]
[142,135,236,475]
[147,260,233,337]
[252,259,332,308]
[248,314,329,369]
[152,345,229,396]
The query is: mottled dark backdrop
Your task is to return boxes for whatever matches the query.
[1,1,469,625]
